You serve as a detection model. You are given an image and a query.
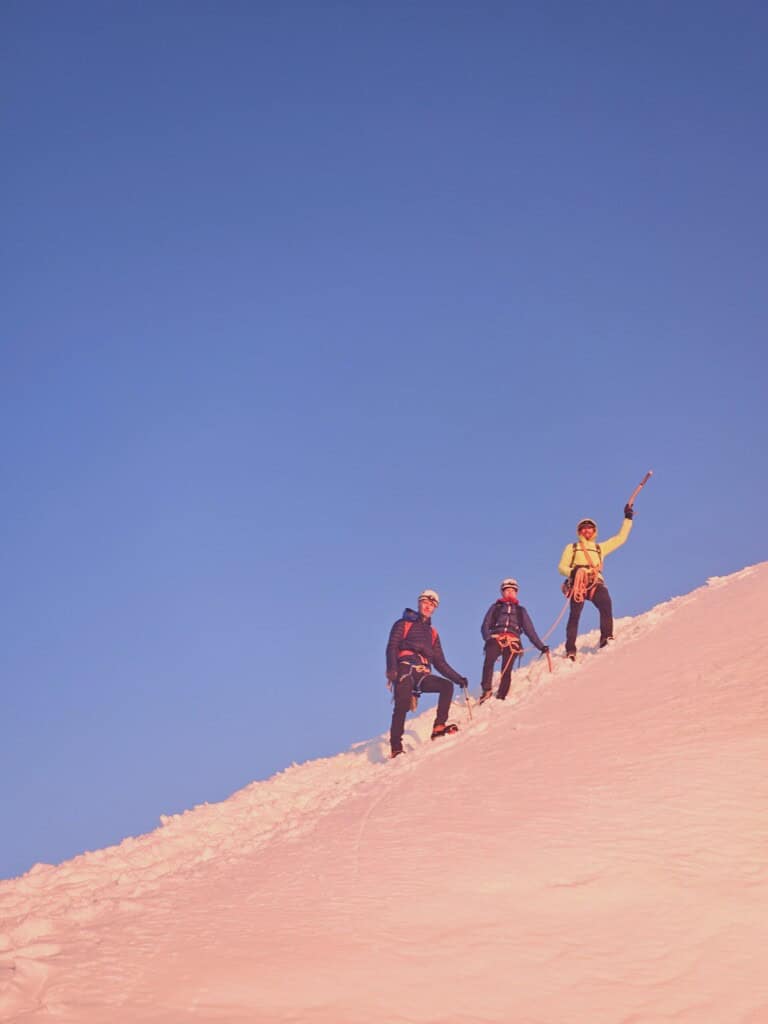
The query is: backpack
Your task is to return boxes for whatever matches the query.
[402,620,438,647]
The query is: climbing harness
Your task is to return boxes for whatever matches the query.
[396,660,430,710]
[496,633,523,680]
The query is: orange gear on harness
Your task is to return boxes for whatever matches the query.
[495,632,523,653]
[564,537,603,603]
[570,566,598,603]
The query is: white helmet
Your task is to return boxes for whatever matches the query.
[418,589,440,607]
[576,518,598,533]
[500,578,519,592]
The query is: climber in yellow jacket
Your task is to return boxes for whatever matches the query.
[558,505,634,660]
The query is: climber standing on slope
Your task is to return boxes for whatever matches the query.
[558,506,635,660]
[479,578,549,703]
[386,589,468,758]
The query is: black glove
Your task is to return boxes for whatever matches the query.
[624,503,634,520]
[540,645,550,655]
[386,669,398,683]
[458,676,469,689]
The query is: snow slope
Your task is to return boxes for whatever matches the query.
[1,564,767,1023]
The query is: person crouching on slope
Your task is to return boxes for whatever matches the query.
[558,506,634,660]
[479,578,549,703]
[385,589,468,758]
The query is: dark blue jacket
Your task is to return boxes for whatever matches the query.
[386,608,464,685]
[481,600,546,651]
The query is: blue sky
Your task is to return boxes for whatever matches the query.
[2,0,766,880]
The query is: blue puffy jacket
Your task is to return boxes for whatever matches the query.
[386,608,464,684]
[481,600,546,651]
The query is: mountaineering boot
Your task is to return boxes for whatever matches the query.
[478,690,493,705]
[566,652,576,662]
[599,635,614,649]
[391,748,404,759]
[431,723,459,740]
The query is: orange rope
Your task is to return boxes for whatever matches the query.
[540,596,570,642]
[570,566,598,603]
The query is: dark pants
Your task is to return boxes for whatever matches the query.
[480,638,521,699]
[390,666,453,754]
[565,583,613,654]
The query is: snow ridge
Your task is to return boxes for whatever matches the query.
[1,563,767,1023]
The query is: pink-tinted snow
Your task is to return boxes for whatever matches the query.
[1,564,767,1023]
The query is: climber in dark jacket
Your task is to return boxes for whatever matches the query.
[385,589,468,758]
[479,578,548,702]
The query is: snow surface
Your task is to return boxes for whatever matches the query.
[1,564,767,1024]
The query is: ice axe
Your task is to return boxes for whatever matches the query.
[463,685,473,721]
[626,470,653,510]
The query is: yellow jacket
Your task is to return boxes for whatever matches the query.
[558,518,633,580]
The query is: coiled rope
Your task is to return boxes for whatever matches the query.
[570,566,598,604]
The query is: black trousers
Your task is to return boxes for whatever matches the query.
[565,583,613,654]
[480,638,521,699]
[390,666,453,754]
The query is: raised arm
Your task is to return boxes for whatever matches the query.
[599,515,633,557]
